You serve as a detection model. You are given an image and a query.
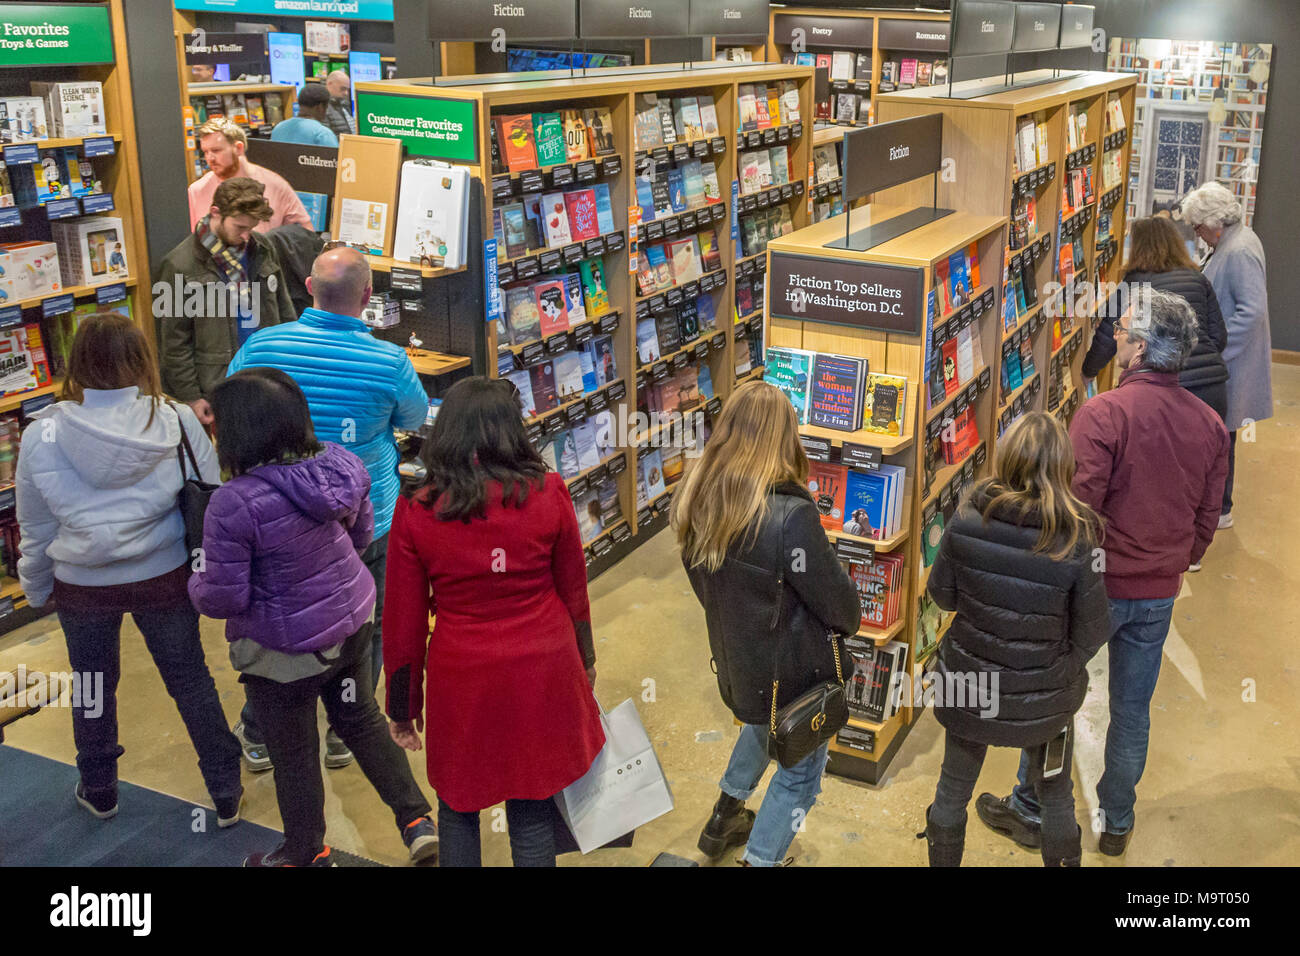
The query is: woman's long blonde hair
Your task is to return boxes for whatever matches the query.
[971,411,1101,559]
[671,380,808,572]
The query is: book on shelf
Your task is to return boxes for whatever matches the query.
[863,372,908,436]
[592,183,616,234]
[529,360,559,414]
[806,461,848,532]
[673,96,703,141]
[533,279,570,336]
[831,51,854,81]
[807,353,867,432]
[499,114,538,172]
[539,192,573,248]
[921,509,945,567]
[737,84,759,131]
[835,94,858,124]
[765,346,816,423]
[553,351,585,403]
[899,59,918,87]
[561,272,587,326]
[636,317,661,364]
[916,61,933,87]
[563,189,600,242]
[915,594,943,664]
[634,93,663,150]
[667,166,688,212]
[754,83,772,129]
[581,107,617,156]
[698,94,720,136]
[843,466,905,540]
[849,552,905,631]
[561,109,589,163]
[656,97,678,145]
[879,61,898,92]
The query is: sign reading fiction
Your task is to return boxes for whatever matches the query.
[688,0,768,39]
[875,18,950,53]
[842,113,942,203]
[578,0,689,38]
[426,0,577,41]
[772,13,874,50]
[951,0,1016,57]
[1057,3,1095,50]
[768,252,924,336]
[1012,2,1061,53]
[357,91,478,163]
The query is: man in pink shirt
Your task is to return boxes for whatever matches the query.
[187,117,313,233]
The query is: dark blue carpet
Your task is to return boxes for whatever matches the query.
[0,746,381,867]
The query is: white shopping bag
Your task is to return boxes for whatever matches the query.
[554,697,674,854]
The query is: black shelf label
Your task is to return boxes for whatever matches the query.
[573,321,594,345]
[637,507,653,527]
[608,380,627,402]
[608,454,627,476]
[664,216,681,238]
[706,397,723,417]
[96,282,127,305]
[841,442,881,471]
[680,210,697,231]
[606,231,625,252]
[492,175,514,199]
[592,534,615,558]
[682,280,700,300]
[543,413,566,437]
[792,123,803,139]
[525,422,544,445]
[603,155,621,176]
[672,350,689,370]
[520,169,544,193]
[974,443,988,467]
[566,402,587,425]
[549,164,575,187]
[546,332,569,355]
[598,312,620,334]
[583,237,606,258]
[691,140,709,159]
[652,361,669,382]
[82,193,115,215]
[611,523,632,544]
[711,203,727,223]
[515,256,541,280]
[711,333,726,351]
[648,294,665,313]
[539,249,563,272]
[672,143,689,164]
[793,180,805,197]
[799,433,831,462]
[711,136,728,155]
[666,287,684,307]
[835,536,875,565]
[585,390,608,414]
[978,367,992,391]
[563,243,585,265]
[780,184,793,201]
[42,293,74,318]
[569,475,590,497]
[497,261,516,284]
[521,342,545,365]
[645,221,664,242]
[652,147,670,166]
[693,340,709,360]
[763,128,777,146]
[83,135,116,158]
[390,267,423,293]
[575,160,598,183]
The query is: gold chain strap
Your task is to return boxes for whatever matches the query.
[770,632,844,736]
[770,679,779,735]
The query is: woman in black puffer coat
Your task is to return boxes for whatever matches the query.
[923,413,1111,867]
[1082,215,1229,419]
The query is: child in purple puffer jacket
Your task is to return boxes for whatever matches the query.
[189,367,437,867]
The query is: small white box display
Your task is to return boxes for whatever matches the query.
[30,82,106,138]
[0,96,49,142]
[51,216,128,287]
[392,159,470,270]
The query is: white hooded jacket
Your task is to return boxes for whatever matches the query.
[16,387,220,606]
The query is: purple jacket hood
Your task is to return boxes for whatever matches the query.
[249,442,371,524]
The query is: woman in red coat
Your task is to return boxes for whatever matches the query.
[383,376,604,867]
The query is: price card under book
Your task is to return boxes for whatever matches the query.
[799,433,831,462]
[834,536,875,565]
[840,442,881,471]
[390,267,423,293]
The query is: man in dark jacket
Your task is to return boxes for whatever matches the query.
[156,177,294,424]
[978,290,1230,857]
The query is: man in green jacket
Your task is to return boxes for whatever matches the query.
[155,177,295,424]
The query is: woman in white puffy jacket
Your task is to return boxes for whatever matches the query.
[16,313,243,824]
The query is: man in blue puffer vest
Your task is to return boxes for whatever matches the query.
[226,246,427,770]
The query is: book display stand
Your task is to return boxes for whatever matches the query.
[765,198,1005,783]
[356,61,813,578]
[0,0,151,632]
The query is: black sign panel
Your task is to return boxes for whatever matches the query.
[246,140,338,195]
[579,0,689,38]
[689,0,767,38]
[772,13,874,50]
[1057,4,1095,50]
[842,113,942,204]
[841,442,881,472]
[799,434,831,462]
[876,18,951,53]
[951,0,1016,57]
[1013,3,1061,52]
[769,251,924,335]
[427,0,577,40]
[184,31,265,67]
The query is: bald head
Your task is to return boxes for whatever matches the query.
[307,247,372,317]
[325,70,351,100]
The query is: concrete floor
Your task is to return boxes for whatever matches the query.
[3,365,1298,867]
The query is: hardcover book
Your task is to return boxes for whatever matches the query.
[499,114,538,172]
[563,189,600,241]
[806,462,848,532]
[764,346,816,423]
[539,192,573,248]
[808,352,867,431]
[863,372,907,436]
[534,279,571,336]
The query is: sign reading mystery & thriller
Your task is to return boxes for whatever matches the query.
[769,251,924,336]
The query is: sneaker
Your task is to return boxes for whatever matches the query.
[1187,563,1202,572]
[74,782,118,820]
[324,729,354,769]
[215,787,244,829]
[1218,512,1234,530]
[402,815,439,864]
[244,844,334,867]
[233,721,272,773]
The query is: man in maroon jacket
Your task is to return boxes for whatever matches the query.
[976,289,1230,858]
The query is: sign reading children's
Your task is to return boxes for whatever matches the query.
[0,4,113,67]
[357,91,478,163]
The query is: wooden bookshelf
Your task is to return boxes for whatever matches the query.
[766,204,1006,784]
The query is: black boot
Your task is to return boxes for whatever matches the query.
[975,792,1042,849]
[698,792,755,860]
[920,804,965,867]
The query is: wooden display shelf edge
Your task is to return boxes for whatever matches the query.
[189,82,296,95]
[934,283,997,328]
[634,268,726,305]
[0,577,22,600]
[564,451,624,488]
[407,349,470,377]
[13,277,138,314]
[812,125,844,146]
[526,379,621,428]
[1001,302,1044,343]
[500,311,618,356]
[799,423,914,455]
[921,441,985,510]
[3,132,122,151]
[999,370,1040,410]
[0,380,61,414]
[501,152,622,181]
[368,255,465,280]
[1049,323,1084,359]
[855,617,906,645]
[827,526,909,554]
[1011,157,1056,184]
[496,229,624,271]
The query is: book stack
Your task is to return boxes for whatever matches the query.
[933,243,981,315]
[1012,113,1049,173]
[849,551,906,630]
[31,81,106,138]
[1066,104,1090,151]
[494,107,618,174]
[636,230,722,297]
[845,638,908,723]
[495,181,619,257]
[636,295,718,365]
[501,333,619,420]
[501,261,612,346]
[735,81,801,133]
[805,460,906,539]
[738,144,793,196]
[738,205,795,258]
[1105,96,1127,133]
[634,158,722,220]
[766,346,889,434]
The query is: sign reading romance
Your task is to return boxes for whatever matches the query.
[768,251,925,336]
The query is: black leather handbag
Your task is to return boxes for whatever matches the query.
[172,406,218,554]
[764,511,849,769]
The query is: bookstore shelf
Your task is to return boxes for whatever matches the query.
[525,378,623,428]
[2,133,122,153]
[926,364,990,424]
[828,526,909,554]
[734,365,765,385]
[187,81,296,97]
[500,312,617,356]
[0,381,62,415]
[857,617,907,646]
[799,422,914,454]
[1051,324,1084,360]
[634,268,727,305]
[364,255,464,280]
[406,349,471,378]
[564,451,624,488]
[812,125,843,147]
[1000,371,1040,410]
[503,152,623,182]
[640,338,710,375]
[1002,302,1044,343]
[11,278,138,315]
[1010,157,1057,185]
[497,229,626,271]
[921,442,985,511]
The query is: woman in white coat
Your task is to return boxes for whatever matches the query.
[1181,182,1272,525]
[16,314,243,824]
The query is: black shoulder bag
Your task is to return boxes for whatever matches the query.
[766,498,849,769]
[172,405,219,554]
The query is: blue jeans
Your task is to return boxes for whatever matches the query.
[1010,596,1175,835]
[240,531,389,743]
[437,797,556,867]
[719,723,829,866]
[58,602,242,801]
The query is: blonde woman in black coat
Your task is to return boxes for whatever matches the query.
[922,413,1111,867]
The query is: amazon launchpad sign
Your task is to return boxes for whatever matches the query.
[769,251,924,335]
[357,91,478,163]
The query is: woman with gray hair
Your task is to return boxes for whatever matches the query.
[1180,182,1272,526]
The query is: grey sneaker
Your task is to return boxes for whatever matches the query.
[324,729,354,769]
[233,721,272,773]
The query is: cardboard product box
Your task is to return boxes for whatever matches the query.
[0,96,49,142]
[9,150,68,206]
[0,325,40,396]
[2,241,61,298]
[30,81,107,138]
[392,159,470,269]
[0,248,15,305]
[51,216,128,287]
[361,293,400,329]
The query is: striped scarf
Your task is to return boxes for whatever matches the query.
[196,214,249,284]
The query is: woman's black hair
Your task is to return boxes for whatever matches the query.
[414,375,546,521]
[209,367,323,476]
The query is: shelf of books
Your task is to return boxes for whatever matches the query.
[356,64,813,577]
[875,71,1138,434]
[1107,40,1271,228]
[765,203,1006,784]
[0,0,150,632]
